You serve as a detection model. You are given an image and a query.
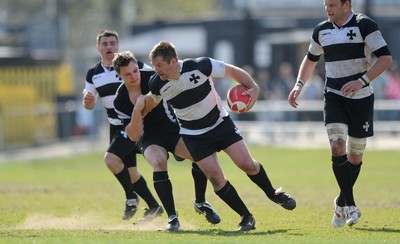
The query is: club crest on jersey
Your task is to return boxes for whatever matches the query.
[347,29,356,40]
[189,73,200,84]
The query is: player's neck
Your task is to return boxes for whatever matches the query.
[335,11,352,27]
[169,66,181,80]
[169,73,180,80]
[101,59,113,69]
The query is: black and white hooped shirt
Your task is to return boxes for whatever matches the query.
[149,57,229,136]
[113,71,177,131]
[84,61,153,125]
[308,12,391,99]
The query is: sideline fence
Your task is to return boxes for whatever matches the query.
[1,99,399,151]
[0,63,75,149]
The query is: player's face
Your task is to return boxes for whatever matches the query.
[118,61,141,88]
[151,56,178,81]
[97,36,119,62]
[324,0,349,26]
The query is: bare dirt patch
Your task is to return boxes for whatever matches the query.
[15,213,199,231]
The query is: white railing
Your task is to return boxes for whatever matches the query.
[1,99,399,151]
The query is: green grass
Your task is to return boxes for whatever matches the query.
[0,146,399,243]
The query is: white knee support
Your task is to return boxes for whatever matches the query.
[347,136,367,155]
[326,123,348,141]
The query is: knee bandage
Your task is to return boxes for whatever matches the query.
[326,123,348,141]
[347,136,367,155]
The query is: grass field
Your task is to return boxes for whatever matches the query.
[0,146,399,243]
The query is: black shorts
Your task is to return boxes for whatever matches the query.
[109,124,124,143]
[182,116,243,162]
[324,92,374,138]
[139,123,181,154]
[107,129,141,168]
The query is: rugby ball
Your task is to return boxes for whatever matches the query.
[227,85,251,114]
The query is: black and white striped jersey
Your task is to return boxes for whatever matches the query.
[113,71,177,131]
[84,61,153,125]
[148,57,229,136]
[308,12,391,99]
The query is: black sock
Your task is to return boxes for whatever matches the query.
[132,176,159,208]
[115,166,137,200]
[247,164,276,199]
[332,155,355,206]
[153,171,176,216]
[350,161,362,183]
[191,163,207,203]
[215,181,251,217]
[337,161,362,206]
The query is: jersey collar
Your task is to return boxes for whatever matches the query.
[333,11,354,29]
[101,62,114,72]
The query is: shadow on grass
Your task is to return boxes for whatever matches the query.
[165,228,292,236]
[357,227,400,233]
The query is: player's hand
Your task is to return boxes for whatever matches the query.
[82,92,95,109]
[341,80,363,97]
[242,86,259,110]
[288,86,302,108]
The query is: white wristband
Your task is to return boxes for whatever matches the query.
[295,80,304,88]
[359,74,370,87]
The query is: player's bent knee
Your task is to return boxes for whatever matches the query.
[148,158,167,171]
[330,140,346,155]
[104,153,124,173]
[104,153,119,166]
[347,136,367,155]
[348,155,363,165]
[203,169,225,188]
[237,161,258,174]
[208,177,227,191]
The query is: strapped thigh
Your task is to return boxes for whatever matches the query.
[326,123,347,141]
[347,136,367,155]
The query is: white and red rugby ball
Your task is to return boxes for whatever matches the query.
[227,85,251,114]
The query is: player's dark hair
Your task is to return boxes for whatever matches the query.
[112,51,138,74]
[340,0,351,5]
[97,29,119,45]
[149,41,178,63]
